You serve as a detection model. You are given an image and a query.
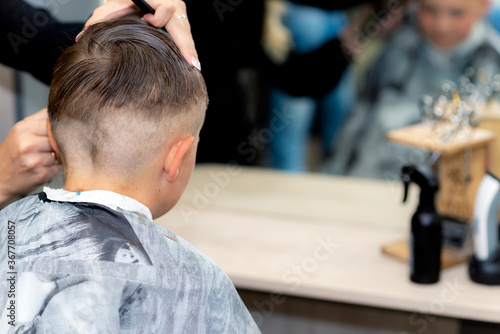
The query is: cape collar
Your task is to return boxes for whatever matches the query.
[43,187,153,221]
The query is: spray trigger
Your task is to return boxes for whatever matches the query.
[402,173,411,203]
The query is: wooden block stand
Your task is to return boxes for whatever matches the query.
[480,100,500,177]
[382,124,496,267]
[386,124,496,221]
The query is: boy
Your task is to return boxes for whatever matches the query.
[327,0,500,179]
[0,19,260,333]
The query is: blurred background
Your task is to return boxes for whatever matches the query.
[0,0,101,141]
[3,0,500,178]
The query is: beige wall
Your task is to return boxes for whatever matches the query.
[0,64,16,143]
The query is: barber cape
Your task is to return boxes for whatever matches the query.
[0,188,260,334]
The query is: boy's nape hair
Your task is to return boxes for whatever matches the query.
[48,19,207,174]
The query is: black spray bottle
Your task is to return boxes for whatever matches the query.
[402,165,442,284]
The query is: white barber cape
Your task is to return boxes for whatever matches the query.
[0,188,260,333]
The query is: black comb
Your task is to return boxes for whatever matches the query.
[131,0,155,14]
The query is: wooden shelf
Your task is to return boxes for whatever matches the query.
[386,124,495,155]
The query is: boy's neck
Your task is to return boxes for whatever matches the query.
[64,171,154,214]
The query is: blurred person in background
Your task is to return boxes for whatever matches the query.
[262,0,352,172]
[326,0,500,180]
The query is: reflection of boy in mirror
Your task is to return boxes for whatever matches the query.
[0,19,260,333]
[418,0,490,50]
[328,0,500,180]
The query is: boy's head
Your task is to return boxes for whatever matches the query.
[47,19,208,218]
[417,0,490,50]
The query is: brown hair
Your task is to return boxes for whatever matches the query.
[48,19,207,174]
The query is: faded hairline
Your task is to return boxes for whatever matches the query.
[48,19,207,175]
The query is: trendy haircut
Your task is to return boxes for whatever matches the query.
[48,19,207,174]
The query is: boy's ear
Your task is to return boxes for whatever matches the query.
[46,120,62,160]
[164,136,195,183]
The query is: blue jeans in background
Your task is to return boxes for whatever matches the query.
[268,2,353,171]
[269,68,354,171]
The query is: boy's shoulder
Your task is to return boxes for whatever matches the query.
[0,190,222,273]
[1,192,152,264]
[482,23,500,55]
[467,23,500,75]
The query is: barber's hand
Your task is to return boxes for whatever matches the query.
[0,109,62,209]
[82,0,200,70]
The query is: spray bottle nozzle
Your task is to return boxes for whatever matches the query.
[401,165,439,209]
[402,166,415,204]
[403,177,410,203]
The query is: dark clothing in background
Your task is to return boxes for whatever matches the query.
[265,39,350,99]
[0,0,83,85]
[289,0,378,10]
[185,0,266,165]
